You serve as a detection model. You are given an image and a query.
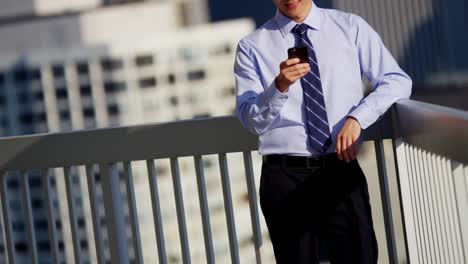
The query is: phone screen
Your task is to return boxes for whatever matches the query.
[288,46,309,64]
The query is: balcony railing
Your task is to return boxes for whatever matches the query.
[0,99,466,264]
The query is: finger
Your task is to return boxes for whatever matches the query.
[336,135,343,160]
[347,137,355,161]
[285,58,300,67]
[342,136,350,162]
[284,63,310,73]
[353,139,359,159]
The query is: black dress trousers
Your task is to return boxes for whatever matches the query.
[259,154,378,264]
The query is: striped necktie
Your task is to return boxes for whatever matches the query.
[292,23,332,153]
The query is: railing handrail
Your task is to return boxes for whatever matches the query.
[2,98,467,171]
[393,99,468,164]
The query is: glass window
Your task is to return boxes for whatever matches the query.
[104,81,126,93]
[168,73,176,84]
[101,57,123,71]
[83,108,95,118]
[28,68,41,81]
[52,64,65,78]
[107,104,119,115]
[59,111,70,121]
[139,77,157,89]
[187,69,206,81]
[80,84,92,96]
[55,87,68,99]
[76,61,89,75]
[13,68,28,83]
[135,54,154,67]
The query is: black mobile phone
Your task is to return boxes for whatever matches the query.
[287,46,309,64]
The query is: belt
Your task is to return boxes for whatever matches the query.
[262,153,339,168]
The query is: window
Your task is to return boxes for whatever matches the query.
[135,54,154,67]
[29,68,41,81]
[107,104,119,116]
[35,113,47,122]
[59,111,70,121]
[168,73,176,84]
[6,178,19,188]
[12,221,25,232]
[76,61,89,75]
[14,242,28,252]
[13,68,28,83]
[83,108,95,118]
[29,177,42,187]
[80,84,92,96]
[17,92,29,104]
[52,64,65,78]
[35,91,44,101]
[187,69,206,81]
[104,81,126,93]
[20,113,34,124]
[139,77,157,89]
[101,57,123,71]
[169,96,178,106]
[34,219,48,229]
[37,241,50,251]
[0,95,6,106]
[55,87,68,99]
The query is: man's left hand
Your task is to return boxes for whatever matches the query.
[336,117,361,162]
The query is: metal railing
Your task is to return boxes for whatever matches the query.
[0,99,466,264]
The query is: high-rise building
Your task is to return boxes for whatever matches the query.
[0,0,260,263]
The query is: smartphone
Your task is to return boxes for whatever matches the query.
[287,46,309,64]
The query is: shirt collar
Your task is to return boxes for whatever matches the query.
[275,2,322,38]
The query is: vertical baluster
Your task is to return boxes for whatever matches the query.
[415,148,432,263]
[243,151,262,264]
[42,169,60,264]
[100,164,129,264]
[85,165,105,264]
[408,146,426,262]
[146,159,167,264]
[63,167,82,264]
[394,141,417,263]
[123,162,143,264]
[430,154,449,263]
[452,161,468,263]
[447,160,465,263]
[405,144,421,263]
[0,172,16,263]
[20,171,39,264]
[426,153,443,263]
[374,140,398,264]
[218,153,239,264]
[421,151,438,263]
[170,158,191,264]
[193,155,215,264]
[437,157,456,264]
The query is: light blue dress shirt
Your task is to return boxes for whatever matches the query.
[234,3,412,156]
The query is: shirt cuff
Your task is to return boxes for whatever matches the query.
[347,105,378,130]
[264,80,288,111]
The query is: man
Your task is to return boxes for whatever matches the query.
[234,0,412,263]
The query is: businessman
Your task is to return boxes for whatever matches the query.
[234,0,412,263]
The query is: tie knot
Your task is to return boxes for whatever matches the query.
[292,23,309,36]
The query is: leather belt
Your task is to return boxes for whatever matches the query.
[262,153,339,168]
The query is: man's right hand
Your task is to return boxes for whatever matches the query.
[275,58,310,93]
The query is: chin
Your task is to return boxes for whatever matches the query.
[279,0,311,21]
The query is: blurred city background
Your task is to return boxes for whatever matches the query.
[0,0,466,263]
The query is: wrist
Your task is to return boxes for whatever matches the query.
[347,116,361,128]
[275,76,289,93]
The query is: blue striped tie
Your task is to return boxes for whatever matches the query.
[292,23,332,153]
